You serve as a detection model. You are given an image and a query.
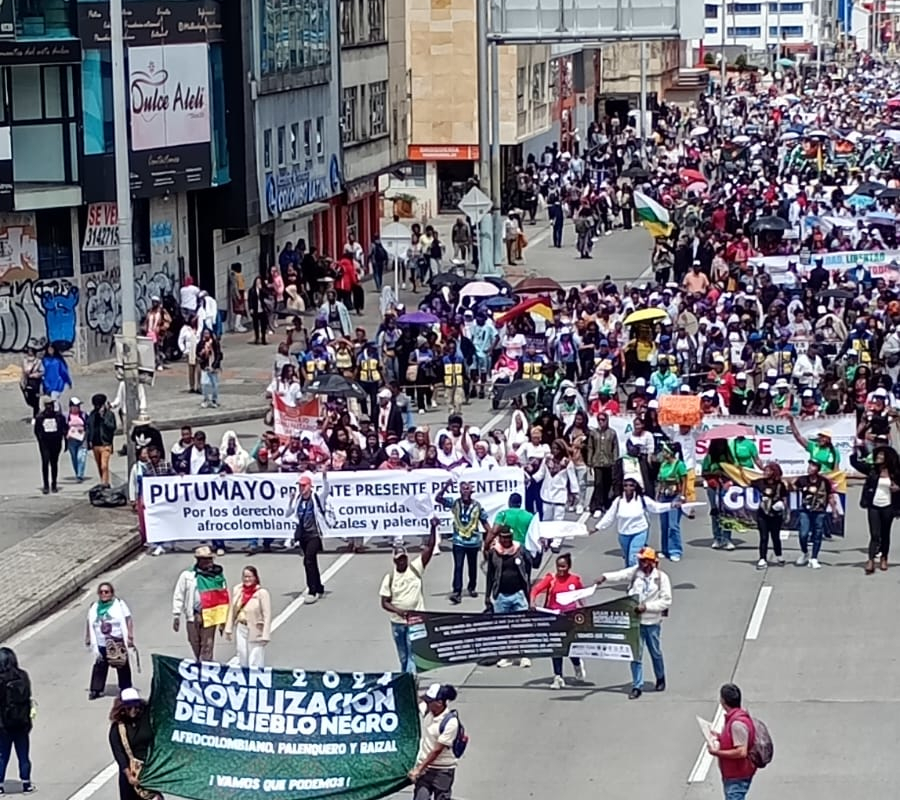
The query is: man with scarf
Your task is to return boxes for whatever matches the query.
[171,547,229,661]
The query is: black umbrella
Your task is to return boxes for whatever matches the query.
[750,215,791,233]
[818,289,855,300]
[879,187,900,199]
[429,272,473,290]
[622,166,650,181]
[494,378,540,401]
[483,276,514,293]
[306,373,367,400]
[854,181,886,197]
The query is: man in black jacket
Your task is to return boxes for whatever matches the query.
[485,528,533,668]
[86,393,117,487]
[376,388,404,445]
[34,396,67,494]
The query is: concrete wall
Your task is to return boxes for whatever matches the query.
[599,40,681,97]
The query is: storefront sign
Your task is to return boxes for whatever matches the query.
[82,203,119,251]
[0,39,81,65]
[137,656,419,800]
[78,2,224,47]
[410,598,640,671]
[130,143,211,195]
[345,177,375,205]
[265,155,342,216]
[407,144,480,161]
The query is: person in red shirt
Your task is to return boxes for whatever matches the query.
[711,205,727,232]
[709,683,757,799]
[530,552,586,688]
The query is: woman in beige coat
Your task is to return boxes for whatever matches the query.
[224,566,272,668]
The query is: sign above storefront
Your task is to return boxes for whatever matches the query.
[265,155,341,217]
[77,1,223,47]
[408,144,480,161]
[0,39,81,65]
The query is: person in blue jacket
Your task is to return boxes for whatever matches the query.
[41,343,72,406]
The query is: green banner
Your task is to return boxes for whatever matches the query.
[138,655,420,800]
[409,598,640,671]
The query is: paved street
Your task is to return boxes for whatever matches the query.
[5,218,879,800]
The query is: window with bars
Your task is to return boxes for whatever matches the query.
[316,116,324,157]
[303,119,312,159]
[340,0,355,44]
[369,80,387,136]
[532,62,546,103]
[367,0,385,41]
[342,87,358,142]
[290,122,299,162]
[516,66,526,112]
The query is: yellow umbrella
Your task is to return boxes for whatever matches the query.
[623,307,670,325]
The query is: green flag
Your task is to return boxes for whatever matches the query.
[138,655,420,800]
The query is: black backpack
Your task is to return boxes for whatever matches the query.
[1,670,32,729]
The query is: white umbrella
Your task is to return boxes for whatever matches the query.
[883,129,900,143]
[806,129,830,139]
[690,125,709,137]
[781,131,800,141]
[732,134,751,145]
[457,280,500,300]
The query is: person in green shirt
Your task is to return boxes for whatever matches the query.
[656,444,688,561]
[729,435,762,470]
[787,417,839,471]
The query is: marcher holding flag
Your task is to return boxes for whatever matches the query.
[171,546,228,662]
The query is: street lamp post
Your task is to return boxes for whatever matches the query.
[109,0,141,470]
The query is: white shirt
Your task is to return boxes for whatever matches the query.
[190,446,207,474]
[179,284,201,312]
[597,494,673,536]
[178,326,200,364]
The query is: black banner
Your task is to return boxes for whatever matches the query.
[130,142,212,197]
[78,1,223,48]
[0,39,81,65]
[409,598,640,671]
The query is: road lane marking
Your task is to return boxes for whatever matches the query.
[745,586,773,641]
[687,582,772,784]
[65,763,119,800]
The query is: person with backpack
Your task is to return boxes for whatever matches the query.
[0,646,35,793]
[595,546,672,699]
[710,682,773,799]
[409,683,465,800]
[594,477,682,566]
[368,235,390,292]
[379,518,438,674]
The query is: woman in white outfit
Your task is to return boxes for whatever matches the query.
[533,439,579,552]
[224,566,272,668]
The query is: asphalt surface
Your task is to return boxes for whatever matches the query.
[6,221,877,800]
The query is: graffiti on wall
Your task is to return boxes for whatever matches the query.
[0,279,79,352]
[84,269,175,335]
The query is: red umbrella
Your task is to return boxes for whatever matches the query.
[697,424,755,441]
[887,97,900,109]
[680,168,707,185]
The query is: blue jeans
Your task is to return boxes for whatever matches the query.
[492,590,528,614]
[618,529,649,567]
[67,439,87,480]
[708,486,731,544]
[390,621,416,674]
[201,370,219,403]
[630,623,665,689]
[373,260,384,291]
[723,777,753,800]
[0,729,32,784]
[798,511,825,558]
[659,507,682,558]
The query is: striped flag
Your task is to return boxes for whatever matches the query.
[633,191,674,239]
[196,570,230,627]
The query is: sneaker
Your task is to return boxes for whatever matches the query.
[467,588,478,598]
[756,558,767,570]
[200,401,209,409]
[724,542,736,551]
[551,675,565,689]
[152,545,166,557]
[497,658,513,668]
[628,688,642,699]
[402,283,407,290]
[575,503,584,514]
[216,548,225,556]
[574,662,587,681]
[22,784,34,794]
[670,555,681,562]
[592,510,603,519]
[303,592,318,604]
[809,558,821,569]
[711,541,721,549]
[520,657,531,668]
[776,556,785,565]
[449,594,461,605]
[655,677,666,692]
[795,553,809,566]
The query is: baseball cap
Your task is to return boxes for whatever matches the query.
[120,688,142,705]
[637,546,658,562]
[69,396,82,405]
[392,544,408,561]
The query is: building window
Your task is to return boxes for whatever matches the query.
[131,199,151,266]
[315,116,324,157]
[303,119,312,158]
[263,129,272,170]
[768,1,803,10]
[277,125,286,166]
[290,122,299,162]
[516,66,526,112]
[367,0,385,41]
[704,3,718,16]
[549,59,559,101]
[341,86,358,143]
[726,3,761,11]
[340,0,355,44]
[769,24,803,35]
[705,25,718,33]
[14,0,75,38]
[369,80,387,136]
[260,0,331,78]
[726,25,761,36]
[532,62,546,103]
[36,208,74,279]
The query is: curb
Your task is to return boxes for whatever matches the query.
[148,404,269,434]
[0,528,142,643]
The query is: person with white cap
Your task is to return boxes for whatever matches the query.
[409,683,461,799]
[786,417,839,471]
[376,388,404,445]
[172,545,228,660]
[108,687,152,800]
[380,517,438,674]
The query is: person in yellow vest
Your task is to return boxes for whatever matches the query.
[442,340,466,415]
[300,340,333,387]
[357,341,383,416]
[333,338,356,379]
[520,343,547,382]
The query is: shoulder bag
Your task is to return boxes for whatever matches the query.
[117,722,160,800]
[105,638,129,669]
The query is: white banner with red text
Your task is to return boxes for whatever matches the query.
[606,414,857,475]
[141,467,524,543]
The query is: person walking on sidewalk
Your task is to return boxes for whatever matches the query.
[224,566,272,669]
[40,342,71,407]
[19,344,43,419]
[86,393,116,487]
[709,683,757,800]
[485,526,533,669]
[595,546,672,699]
[34,395,66,494]
[65,397,88,482]
[197,328,223,409]
[0,647,35,794]
[85,582,134,700]
[380,518,438,674]
[178,315,201,393]
[171,547,228,662]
